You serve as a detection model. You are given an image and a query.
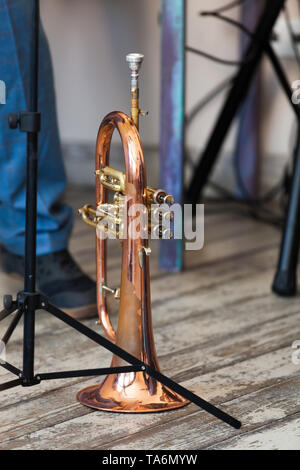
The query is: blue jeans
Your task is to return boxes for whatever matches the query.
[0,0,73,256]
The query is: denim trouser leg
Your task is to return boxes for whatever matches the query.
[0,0,73,256]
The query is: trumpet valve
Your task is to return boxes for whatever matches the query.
[114,288,121,300]
[138,246,152,268]
[162,228,174,239]
[151,206,174,223]
[152,225,174,240]
[147,188,174,206]
[96,203,118,218]
[101,284,121,300]
[163,211,174,223]
[163,194,175,206]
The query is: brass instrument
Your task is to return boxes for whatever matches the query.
[77,53,189,412]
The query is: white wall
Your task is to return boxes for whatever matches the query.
[41,0,300,161]
[41,0,161,147]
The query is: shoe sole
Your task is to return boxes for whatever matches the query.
[63,304,97,320]
[1,271,97,320]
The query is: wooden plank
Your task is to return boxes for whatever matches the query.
[1,289,298,405]
[0,244,286,364]
[0,240,289,392]
[0,226,284,410]
[0,345,298,449]
[97,350,300,450]
[0,186,295,449]
[185,222,279,268]
[0,216,280,334]
[0,277,298,446]
[1,273,298,389]
[211,414,300,450]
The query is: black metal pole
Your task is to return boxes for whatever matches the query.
[266,45,300,121]
[23,0,40,381]
[186,0,286,204]
[272,146,300,296]
[270,38,300,296]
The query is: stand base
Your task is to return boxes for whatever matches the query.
[77,371,189,413]
[272,270,297,297]
[0,294,241,429]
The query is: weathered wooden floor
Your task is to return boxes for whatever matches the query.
[0,187,299,450]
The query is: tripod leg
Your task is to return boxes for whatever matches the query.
[273,145,300,296]
[0,308,16,322]
[2,310,23,345]
[0,378,22,392]
[144,366,241,429]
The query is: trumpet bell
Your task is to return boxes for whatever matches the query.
[77,371,189,413]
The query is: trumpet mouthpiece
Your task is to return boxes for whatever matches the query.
[126,53,144,91]
[126,53,144,70]
[126,53,145,129]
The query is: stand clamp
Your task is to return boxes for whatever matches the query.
[17,292,43,311]
[19,374,41,387]
[8,111,41,133]
[0,292,43,321]
[0,295,18,321]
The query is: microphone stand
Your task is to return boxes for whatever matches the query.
[185,0,300,297]
[0,0,241,430]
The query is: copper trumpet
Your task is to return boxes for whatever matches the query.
[77,54,188,413]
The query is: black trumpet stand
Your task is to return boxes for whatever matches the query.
[0,0,241,430]
[272,147,300,296]
[186,0,300,297]
[186,0,287,204]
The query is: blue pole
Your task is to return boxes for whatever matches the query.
[235,1,265,198]
[159,0,185,272]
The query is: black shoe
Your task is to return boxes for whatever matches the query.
[0,246,97,319]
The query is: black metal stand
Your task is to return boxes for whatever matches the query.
[0,0,241,430]
[272,146,300,296]
[186,0,287,203]
[186,0,300,297]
